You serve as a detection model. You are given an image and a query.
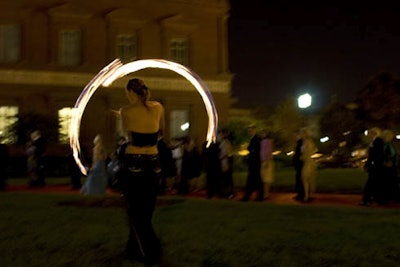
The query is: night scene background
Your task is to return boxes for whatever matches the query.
[228,0,400,109]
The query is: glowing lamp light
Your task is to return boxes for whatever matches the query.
[180,122,190,131]
[320,136,329,143]
[70,59,218,175]
[298,93,312,109]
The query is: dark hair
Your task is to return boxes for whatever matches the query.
[126,78,149,107]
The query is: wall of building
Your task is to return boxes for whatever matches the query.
[0,0,232,157]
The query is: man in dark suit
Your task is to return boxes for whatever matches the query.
[360,127,384,206]
[30,130,47,187]
[293,131,304,201]
[242,125,264,201]
[0,141,8,191]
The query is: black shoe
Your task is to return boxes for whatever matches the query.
[293,195,303,201]
[358,201,371,207]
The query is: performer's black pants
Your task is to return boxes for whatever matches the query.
[121,154,162,264]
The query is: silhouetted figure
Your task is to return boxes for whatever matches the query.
[68,151,82,190]
[260,129,274,199]
[157,137,176,195]
[292,131,304,201]
[360,127,384,206]
[242,125,264,201]
[0,142,8,191]
[203,140,222,198]
[219,130,234,198]
[28,130,47,187]
[381,129,399,203]
[179,137,202,194]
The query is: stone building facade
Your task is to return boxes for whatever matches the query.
[0,0,232,157]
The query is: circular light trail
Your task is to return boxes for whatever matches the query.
[70,59,218,175]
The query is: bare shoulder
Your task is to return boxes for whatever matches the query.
[147,101,164,110]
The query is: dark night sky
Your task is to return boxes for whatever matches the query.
[228,0,400,109]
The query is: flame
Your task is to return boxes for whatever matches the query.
[70,59,218,175]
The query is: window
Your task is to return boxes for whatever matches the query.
[59,29,81,66]
[58,107,75,143]
[170,110,190,138]
[116,34,137,62]
[0,24,21,63]
[0,106,18,144]
[170,38,189,65]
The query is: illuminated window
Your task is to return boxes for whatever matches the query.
[116,34,137,62]
[170,110,189,138]
[170,38,189,65]
[0,24,21,63]
[59,29,81,66]
[58,107,75,143]
[0,106,18,144]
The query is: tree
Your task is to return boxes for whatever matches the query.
[269,96,305,151]
[355,71,400,130]
[319,101,362,154]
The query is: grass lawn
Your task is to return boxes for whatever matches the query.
[1,168,386,267]
[1,182,400,267]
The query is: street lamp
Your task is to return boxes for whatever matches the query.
[298,93,312,109]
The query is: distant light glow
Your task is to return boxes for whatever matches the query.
[311,153,323,159]
[298,93,312,109]
[396,135,400,140]
[180,122,190,131]
[237,149,250,156]
[70,59,218,175]
[320,136,329,143]
[272,150,281,156]
[286,151,294,156]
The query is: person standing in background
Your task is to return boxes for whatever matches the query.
[28,130,46,187]
[80,134,108,195]
[0,137,8,191]
[219,130,235,199]
[300,128,317,202]
[360,127,384,206]
[292,131,304,201]
[242,125,263,201]
[260,129,274,199]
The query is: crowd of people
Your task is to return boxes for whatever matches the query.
[360,127,400,206]
[0,75,398,266]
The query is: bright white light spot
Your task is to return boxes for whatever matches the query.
[298,93,312,109]
[396,135,400,140]
[286,151,294,156]
[320,136,329,143]
[180,122,190,131]
[364,130,368,136]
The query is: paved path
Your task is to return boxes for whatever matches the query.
[5,183,398,209]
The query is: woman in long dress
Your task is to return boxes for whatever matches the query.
[300,128,317,202]
[81,134,108,195]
